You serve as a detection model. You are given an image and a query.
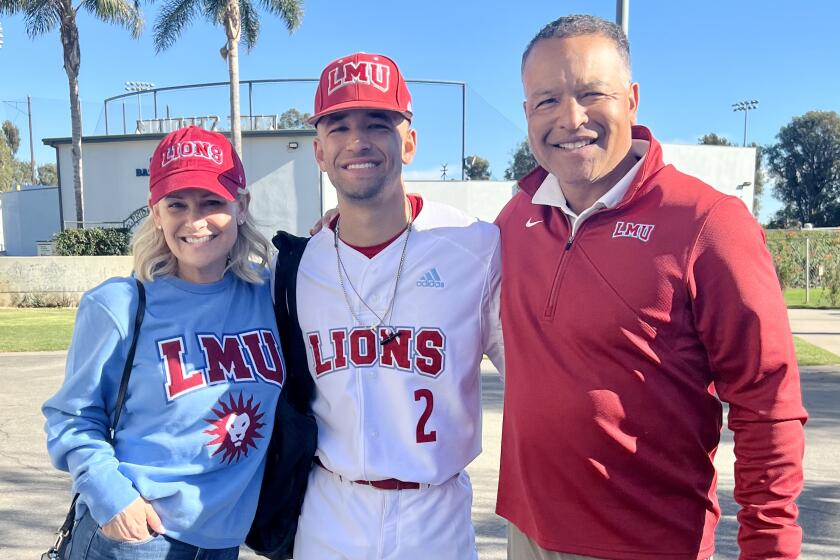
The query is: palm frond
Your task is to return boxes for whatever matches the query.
[23,0,61,37]
[259,0,300,32]
[239,0,258,49]
[201,0,226,26]
[0,0,28,17]
[80,0,143,38]
[152,0,198,51]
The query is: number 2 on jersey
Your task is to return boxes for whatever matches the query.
[414,388,437,443]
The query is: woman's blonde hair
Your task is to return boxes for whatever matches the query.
[132,193,271,284]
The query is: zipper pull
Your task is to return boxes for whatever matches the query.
[565,236,574,251]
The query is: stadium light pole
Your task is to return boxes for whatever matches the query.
[616,0,629,35]
[125,81,155,129]
[0,21,5,49]
[732,100,759,146]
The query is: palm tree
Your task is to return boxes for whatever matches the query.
[153,0,302,156]
[0,0,143,226]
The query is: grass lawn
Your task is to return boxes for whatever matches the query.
[0,308,76,352]
[784,287,838,308]
[2,310,840,367]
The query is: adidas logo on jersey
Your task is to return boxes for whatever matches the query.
[417,268,444,288]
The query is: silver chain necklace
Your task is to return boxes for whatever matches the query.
[334,217,412,345]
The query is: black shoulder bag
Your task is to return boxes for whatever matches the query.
[246,232,317,560]
[41,279,146,560]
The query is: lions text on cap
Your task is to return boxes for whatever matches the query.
[161,141,224,168]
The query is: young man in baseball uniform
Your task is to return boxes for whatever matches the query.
[276,52,504,560]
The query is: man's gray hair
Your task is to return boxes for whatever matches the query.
[521,14,631,78]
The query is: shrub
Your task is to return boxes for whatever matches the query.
[53,227,132,256]
[12,292,77,308]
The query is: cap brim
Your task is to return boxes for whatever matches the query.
[150,168,238,205]
[308,100,413,125]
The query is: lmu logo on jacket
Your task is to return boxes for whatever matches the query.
[158,330,285,401]
[612,221,655,243]
[327,60,390,95]
[307,327,445,378]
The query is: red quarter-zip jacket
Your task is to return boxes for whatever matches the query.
[495,126,807,560]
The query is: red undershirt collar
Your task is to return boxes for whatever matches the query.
[330,194,424,258]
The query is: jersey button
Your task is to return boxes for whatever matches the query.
[371,430,379,438]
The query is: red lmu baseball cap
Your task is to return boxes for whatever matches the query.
[149,126,246,205]
[309,52,413,125]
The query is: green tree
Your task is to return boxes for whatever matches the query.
[2,120,20,155]
[1,0,143,226]
[464,155,491,180]
[698,132,765,216]
[154,0,302,156]
[504,139,538,181]
[766,111,840,227]
[38,163,58,185]
[277,108,313,129]
[11,159,31,187]
[698,133,732,146]
[0,135,13,192]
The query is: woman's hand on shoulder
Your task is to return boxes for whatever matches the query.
[100,497,166,542]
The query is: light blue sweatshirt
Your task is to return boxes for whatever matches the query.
[43,272,283,549]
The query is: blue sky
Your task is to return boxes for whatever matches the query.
[1,0,838,221]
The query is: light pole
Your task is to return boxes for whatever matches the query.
[0,21,5,49]
[732,99,759,147]
[125,81,155,130]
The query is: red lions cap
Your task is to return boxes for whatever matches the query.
[309,52,413,125]
[149,126,246,205]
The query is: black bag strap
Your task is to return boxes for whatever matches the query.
[110,278,146,441]
[49,279,145,553]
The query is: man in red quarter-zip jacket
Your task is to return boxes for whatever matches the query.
[495,14,807,560]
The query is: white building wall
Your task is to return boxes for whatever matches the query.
[0,187,62,256]
[31,137,758,255]
[660,144,756,211]
[49,131,320,239]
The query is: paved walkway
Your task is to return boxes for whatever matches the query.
[789,308,840,357]
[1,308,838,559]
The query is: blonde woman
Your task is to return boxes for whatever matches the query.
[43,126,284,560]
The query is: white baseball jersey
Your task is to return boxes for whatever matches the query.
[296,199,504,485]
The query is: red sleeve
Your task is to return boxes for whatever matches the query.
[687,197,807,560]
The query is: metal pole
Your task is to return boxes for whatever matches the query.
[154,91,158,119]
[616,0,630,35]
[122,103,127,135]
[27,96,36,184]
[105,100,110,135]
[461,83,466,180]
[743,110,748,147]
[805,238,811,304]
[248,82,254,131]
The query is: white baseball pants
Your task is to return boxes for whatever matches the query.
[293,465,477,560]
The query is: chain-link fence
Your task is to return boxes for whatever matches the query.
[766,229,840,306]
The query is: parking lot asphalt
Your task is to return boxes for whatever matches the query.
[1,309,837,559]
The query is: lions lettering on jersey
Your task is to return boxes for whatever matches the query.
[307,326,446,378]
[158,329,285,401]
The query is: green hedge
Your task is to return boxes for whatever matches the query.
[53,227,132,256]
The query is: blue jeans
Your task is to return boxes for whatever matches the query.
[67,509,239,560]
